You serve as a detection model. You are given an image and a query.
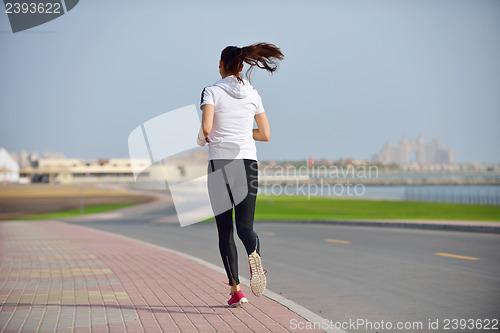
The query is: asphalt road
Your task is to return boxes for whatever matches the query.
[66,202,500,333]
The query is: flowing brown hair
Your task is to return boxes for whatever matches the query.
[220,43,284,83]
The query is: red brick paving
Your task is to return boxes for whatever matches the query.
[0,221,323,332]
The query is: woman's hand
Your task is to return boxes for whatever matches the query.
[197,127,209,146]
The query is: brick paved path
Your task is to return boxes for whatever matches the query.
[0,221,323,332]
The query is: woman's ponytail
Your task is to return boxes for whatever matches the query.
[220,42,284,83]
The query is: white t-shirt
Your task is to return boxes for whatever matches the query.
[200,75,265,161]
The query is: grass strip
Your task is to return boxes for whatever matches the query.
[254,195,500,222]
[12,203,137,220]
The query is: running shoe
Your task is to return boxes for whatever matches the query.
[248,251,266,296]
[227,290,248,307]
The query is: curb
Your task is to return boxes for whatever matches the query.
[256,219,500,234]
[74,223,347,333]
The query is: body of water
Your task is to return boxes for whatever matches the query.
[258,185,500,206]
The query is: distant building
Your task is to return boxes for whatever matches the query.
[27,158,146,184]
[15,149,209,184]
[373,136,455,166]
[0,148,20,183]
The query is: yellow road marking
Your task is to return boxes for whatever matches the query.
[261,232,276,236]
[434,252,479,260]
[325,238,350,244]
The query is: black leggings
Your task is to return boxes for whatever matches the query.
[207,159,259,286]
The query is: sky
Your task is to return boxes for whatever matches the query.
[1,0,499,163]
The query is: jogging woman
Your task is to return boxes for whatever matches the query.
[198,43,283,307]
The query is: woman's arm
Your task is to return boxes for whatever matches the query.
[253,112,270,142]
[201,104,215,138]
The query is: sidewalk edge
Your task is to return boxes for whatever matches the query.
[256,219,500,234]
[67,222,347,333]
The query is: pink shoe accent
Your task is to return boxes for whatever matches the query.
[227,290,248,307]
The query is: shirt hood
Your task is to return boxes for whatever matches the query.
[214,75,254,99]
